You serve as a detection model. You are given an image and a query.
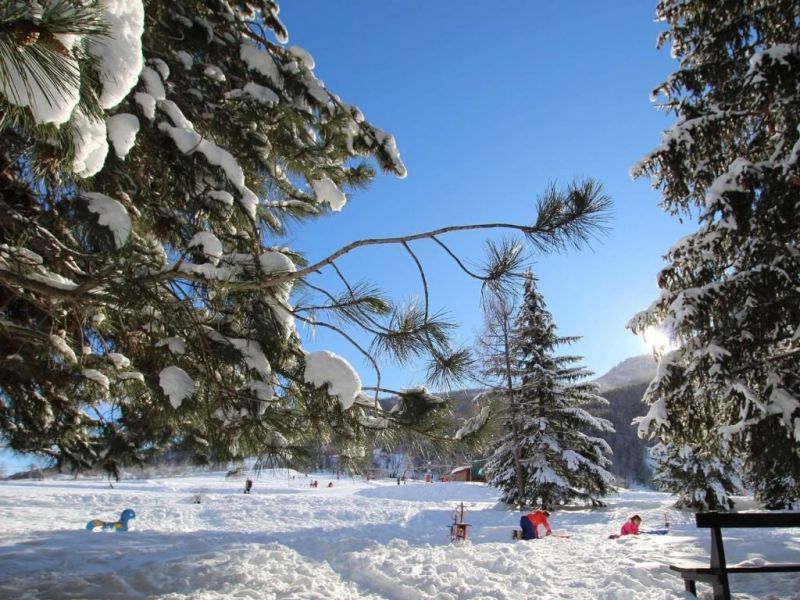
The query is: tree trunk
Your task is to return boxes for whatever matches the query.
[501,314,526,508]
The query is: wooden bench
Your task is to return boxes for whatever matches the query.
[670,511,800,600]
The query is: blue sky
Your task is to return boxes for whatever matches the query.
[278,2,691,392]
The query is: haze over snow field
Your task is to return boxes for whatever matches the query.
[1,471,799,599]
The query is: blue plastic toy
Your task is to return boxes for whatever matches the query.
[86,508,136,532]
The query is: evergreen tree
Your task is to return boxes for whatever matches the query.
[479,271,614,508]
[0,2,610,473]
[649,443,742,511]
[629,0,800,507]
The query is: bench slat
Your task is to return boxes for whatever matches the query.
[671,564,800,575]
[696,512,800,529]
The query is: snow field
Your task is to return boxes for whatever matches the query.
[0,473,798,599]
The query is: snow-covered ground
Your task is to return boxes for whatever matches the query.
[0,472,798,599]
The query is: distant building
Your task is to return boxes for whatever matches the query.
[449,465,472,482]
[446,460,487,482]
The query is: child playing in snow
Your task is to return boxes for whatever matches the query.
[620,515,641,536]
[520,509,552,540]
[609,515,642,539]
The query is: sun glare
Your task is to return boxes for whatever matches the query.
[641,325,673,355]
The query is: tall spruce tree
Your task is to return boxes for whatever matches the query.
[630,0,800,508]
[0,2,611,474]
[479,271,614,508]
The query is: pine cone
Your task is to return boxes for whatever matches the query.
[33,144,65,176]
[12,21,40,48]
[39,33,71,57]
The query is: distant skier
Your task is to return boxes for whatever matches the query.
[244,478,253,494]
[520,509,552,540]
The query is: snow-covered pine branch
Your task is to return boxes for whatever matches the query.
[0,1,610,475]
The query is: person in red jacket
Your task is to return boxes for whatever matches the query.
[620,515,642,536]
[520,509,552,540]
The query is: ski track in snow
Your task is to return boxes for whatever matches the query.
[0,473,798,599]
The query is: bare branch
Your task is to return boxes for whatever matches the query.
[430,235,485,280]
[401,241,429,322]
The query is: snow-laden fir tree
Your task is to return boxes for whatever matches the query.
[649,443,742,511]
[477,268,614,508]
[0,1,611,475]
[629,0,800,507]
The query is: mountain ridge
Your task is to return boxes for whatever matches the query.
[591,354,658,392]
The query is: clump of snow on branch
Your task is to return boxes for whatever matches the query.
[455,404,490,440]
[134,92,156,120]
[72,110,108,178]
[228,338,271,378]
[49,335,77,364]
[240,43,282,85]
[304,351,362,410]
[0,245,78,291]
[204,65,226,82]
[150,57,169,80]
[82,369,110,390]
[158,113,259,219]
[174,50,193,70]
[155,337,186,355]
[767,378,800,441]
[106,113,140,158]
[117,371,144,383]
[260,251,297,338]
[240,82,279,105]
[206,190,234,207]
[159,366,195,409]
[288,46,315,69]
[704,157,752,211]
[371,129,407,179]
[88,0,145,109]
[260,251,295,274]
[107,352,131,369]
[140,66,166,100]
[249,381,274,403]
[188,232,223,265]
[83,193,131,249]
[311,176,347,211]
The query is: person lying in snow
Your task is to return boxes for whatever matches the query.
[609,515,642,539]
[620,515,641,536]
[520,509,552,540]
